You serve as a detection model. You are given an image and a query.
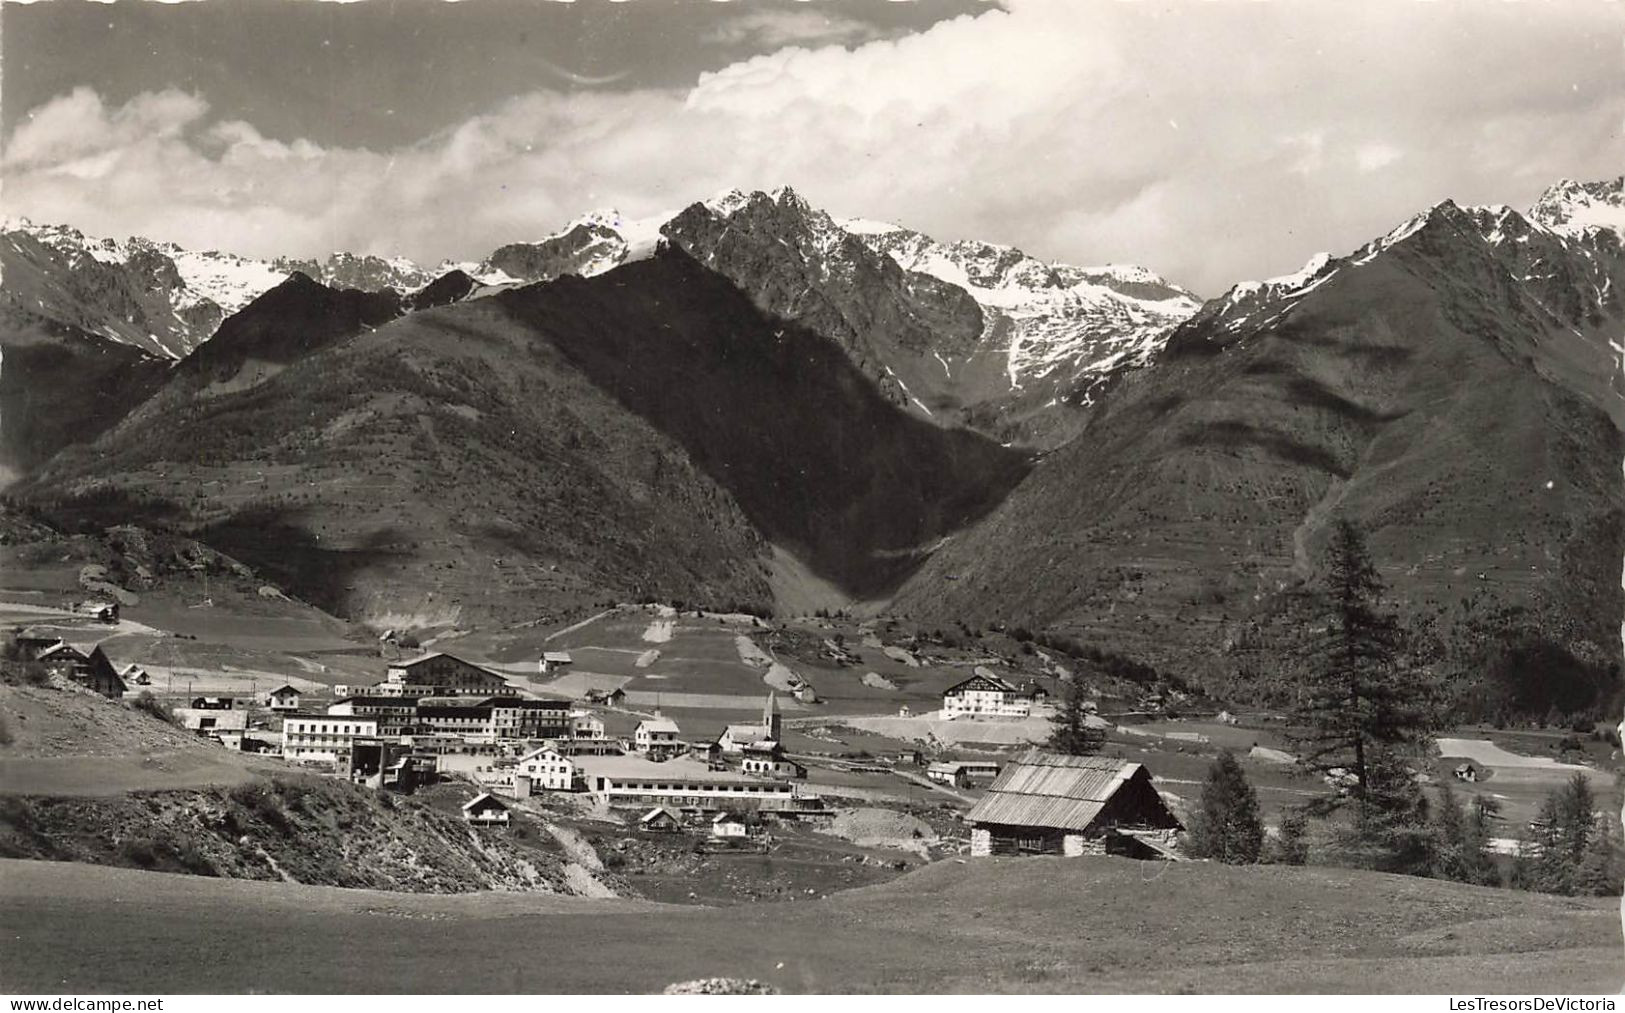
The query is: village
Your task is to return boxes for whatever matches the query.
[9,609,1195,865]
[12,588,1612,888]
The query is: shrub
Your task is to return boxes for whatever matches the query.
[121,837,159,868]
[131,691,174,725]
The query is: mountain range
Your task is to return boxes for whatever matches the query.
[4,176,1621,716]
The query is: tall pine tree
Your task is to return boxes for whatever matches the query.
[1290,520,1438,799]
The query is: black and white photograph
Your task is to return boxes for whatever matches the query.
[0,0,1621,997]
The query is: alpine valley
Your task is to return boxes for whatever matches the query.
[4,178,1622,718]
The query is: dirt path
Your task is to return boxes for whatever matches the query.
[544,609,616,643]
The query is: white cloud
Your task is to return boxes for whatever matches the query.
[703,9,882,50]
[4,1,1622,293]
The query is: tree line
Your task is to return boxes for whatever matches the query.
[1042,518,1620,896]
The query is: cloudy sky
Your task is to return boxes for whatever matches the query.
[3,0,1621,295]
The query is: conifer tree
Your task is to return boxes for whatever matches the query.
[1576,815,1622,897]
[1047,677,1105,755]
[1187,751,1264,864]
[1290,520,1438,797]
[1431,782,1469,882]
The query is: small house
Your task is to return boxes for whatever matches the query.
[121,664,151,687]
[584,687,627,706]
[462,792,510,826]
[78,601,118,623]
[640,807,682,833]
[710,812,749,839]
[1453,762,1482,783]
[965,749,1182,859]
[570,710,606,740]
[634,713,682,757]
[191,696,235,710]
[927,761,970,788]
[16,631,63,658]
[267,685,301,711]
[540,651,574,675]
[78,646,128,699]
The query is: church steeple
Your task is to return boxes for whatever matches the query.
[764,692,781,741]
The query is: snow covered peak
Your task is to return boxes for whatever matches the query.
[702,188,757,217]
[846,217,1201,391]
[1530,176,1625,238]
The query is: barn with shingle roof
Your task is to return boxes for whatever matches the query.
[965,749,1182,859]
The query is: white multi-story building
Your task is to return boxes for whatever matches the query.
[633,714,682,756]
[574,754,798,809]
[571,710,606,739]
[516,748,581,792]
[282,716,379,764]
[942,671,1032,720]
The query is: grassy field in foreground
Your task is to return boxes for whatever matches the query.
[1,854,1618,993]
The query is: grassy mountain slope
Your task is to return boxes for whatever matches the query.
[889,204,1624,709]
[22,250,1027,623]
[20,281,777,628]
[0,315,170,483]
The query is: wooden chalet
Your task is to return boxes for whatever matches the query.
[461,792,510,826]
[639,806,682,833]
[965,750,1182,859]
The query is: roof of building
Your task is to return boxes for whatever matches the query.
[944,671,1022,695]
[330,696,422,708]
[391,652,504,676]
[721,722,771,744]
[713,811,747,825]
[476,696,571,710]
[391,652,449,668]
[268,685,300,696]
[637,716,681,734]
[927,761,966,775]
[574,753,782,787]
[543,651,573,663]
[641,806,680,824]
[518,747,567,763]
[461,792,507,813]
[964,750,1143,833]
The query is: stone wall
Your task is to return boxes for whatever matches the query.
[970,827,992,857]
